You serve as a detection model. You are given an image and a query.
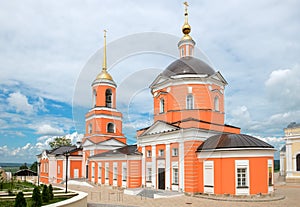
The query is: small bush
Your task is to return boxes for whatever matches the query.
[31,187,42,207]
[49,184,54,200]
[42,185,49,203]
[14,192,27,207]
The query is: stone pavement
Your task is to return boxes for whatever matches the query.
[55,173,299,207]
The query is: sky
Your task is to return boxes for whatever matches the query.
[0,0,299,163]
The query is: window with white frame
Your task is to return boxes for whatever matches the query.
[268,160,273,186]
[105,166,109,180]
[88,123,92,134]
[93,90,97,107]
[158,149,164,157]
[107,123,114,133]
[98,164,102,179]
[237,168,247,187]
[113,166,117,180]
[147,150,151,157]
[122,167,127,181]
[172,148,178,156]
[90,150,94,157]
[186,94,193,109]
[58,165,60,175]
[214,96,220,111]
[159,98,165,113]
[146,168,152,182]
[172,168,178,185]
[92,164,95,178]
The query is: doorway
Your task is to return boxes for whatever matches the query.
[158,168,165,190]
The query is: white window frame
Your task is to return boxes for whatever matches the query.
[98,163,102,180]
[268,159,274,193]
[147,150,151,157]
[172,148,178,157]
[214,96,220,111]
[113,163,117,180]
[186,94,194,110]
[159,98,165,113]
[90,150,94,157]
[91,163,95,178]
[235,160,249,195]
[172,167,179,185]
[203,160,214,194]
[105,163,109,180]
[58,165,60,175]
[146,167,152,182]
[158,149,164,157]
[122,166,127,181]
[88,123,92,134]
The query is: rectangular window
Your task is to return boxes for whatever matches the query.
[237,168,247,187]
[268,160,273,186]
[105,166,109,180]
[146,168,152,182]
[92,163,95,178]
[122,167,127,181]
[172,148,178,156]
[147,150,151,157]
[172,168,178,184]
[158,149,164,157]
[113,166,117,180]
[58,165,60,175]
[90,150,94,156]
[98,166,102,179]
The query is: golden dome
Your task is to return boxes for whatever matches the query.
[95,70,113,81]
[181,2,193,39]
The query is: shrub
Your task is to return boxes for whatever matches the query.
[31,187,42,207]
[14,192,27,207]
[42,185,49,203]
[48,184,54,200]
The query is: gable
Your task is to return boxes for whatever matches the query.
[82,139,95,147]
[150,75,168,88]
[98,139,127,147]
[210,72,227,85]
[139,121,180,136]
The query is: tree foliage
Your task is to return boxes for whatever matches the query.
[49,136,72,149]
[14,192,27,207]
[48,184,54,200]
[19,163,28,170]
[42,185,50,203]
[30,161,38,172]
[31,187,42,207]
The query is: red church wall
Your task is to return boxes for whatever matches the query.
[128,160,142,188]
[57,160,63,183]
[70,160,82,179]
[184,140,203,193]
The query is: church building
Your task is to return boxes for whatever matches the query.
[37,3,275,196]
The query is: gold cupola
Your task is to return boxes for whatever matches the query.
[94,30,114,82]
[181,2,193,41]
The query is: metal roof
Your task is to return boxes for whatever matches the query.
[90,145,142,158]
[197,133,274,151]
[162,56,215,77]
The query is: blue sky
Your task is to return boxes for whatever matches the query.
[0,0,300,163]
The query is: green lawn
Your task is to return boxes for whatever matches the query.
[0,196,70,207]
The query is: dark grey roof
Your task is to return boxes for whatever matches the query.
[280,145,286,152]
[90,145,142,158]
[197,133,274,151]
[286,122,300,129]
[162,56,215,77]
[49,146,78,156]
[14,169,37,176]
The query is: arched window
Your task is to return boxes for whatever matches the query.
[105,89,112,108]
[214,96,220,111]
[297,154,300,171]
[159,98,165,113]
[93,90,97,107]
[186,94,193,109]
[107,123,114,133]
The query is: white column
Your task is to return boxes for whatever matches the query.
[82,151,86,178]
[286,143,293,177]
[151,145,156,189]
[179,141,185,192]
[142,146,146,186]
[165,144,171,190]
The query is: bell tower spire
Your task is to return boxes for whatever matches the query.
[178,2,195,58]
[102,29,107,71]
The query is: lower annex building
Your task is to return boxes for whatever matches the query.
[37,3,275,195]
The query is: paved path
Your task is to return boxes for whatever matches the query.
[57,173,299,207]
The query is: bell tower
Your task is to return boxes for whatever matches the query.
[84,30,126,145]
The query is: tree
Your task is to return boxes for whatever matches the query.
[42,185,49,203]
[14,192,27,207]
[48,184,54,200]
[31,187,42,207]
[19,163,28,170]
[30,162,38,173]
[49,136,72,149]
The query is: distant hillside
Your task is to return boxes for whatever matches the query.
[0,163,23,167]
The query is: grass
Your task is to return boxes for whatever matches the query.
[0,196,70,207]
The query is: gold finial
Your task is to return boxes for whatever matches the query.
[95,29,113,81]
[182,2,191,37]
[102,29,107,71]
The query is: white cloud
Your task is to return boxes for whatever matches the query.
[35,124,64,136]
[7,92,34,115]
